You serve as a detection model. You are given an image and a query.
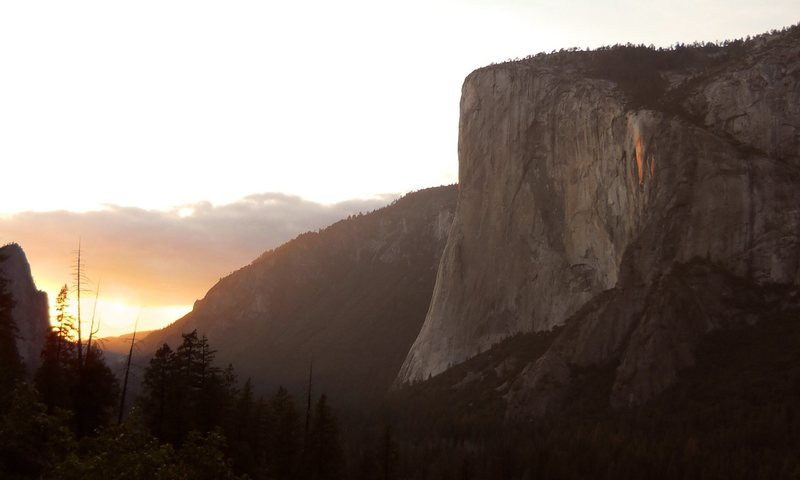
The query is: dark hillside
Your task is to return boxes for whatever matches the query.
[139,185,457,406]
[382,307,800,479]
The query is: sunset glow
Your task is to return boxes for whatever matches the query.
[39,278,191,338]
[1,0,794,337]
[6,194,396,337]
[29,248,207,338]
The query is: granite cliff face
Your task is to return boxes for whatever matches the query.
[0,243,50,372]
[398,28,800,414]
[141,186,456,405]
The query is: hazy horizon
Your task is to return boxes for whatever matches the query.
[2,190,402,336]
[1,0,797,336]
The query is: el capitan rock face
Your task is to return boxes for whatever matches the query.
[398,28,800,414]
[0,243,50,372]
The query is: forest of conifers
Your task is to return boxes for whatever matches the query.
[0,271,344,479]
[4,263,800,479]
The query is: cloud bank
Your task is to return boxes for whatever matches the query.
[0,193,397,306]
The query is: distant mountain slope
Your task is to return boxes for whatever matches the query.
[97,330,154,356]
[0,243,49,372]
[140,185,457,405]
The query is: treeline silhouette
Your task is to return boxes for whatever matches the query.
[3,258,800,479]
[0,273,344,480]
[363,310,800,480]
[483,22,800,111]
[494,21,799,66]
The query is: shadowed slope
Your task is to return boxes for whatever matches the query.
[140,186,457,405]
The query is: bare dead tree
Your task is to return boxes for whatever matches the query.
[305,360,313,440]
[71,240,89,367]
[76,240,82,365]
[86,281,100,355]
[71,239,94,368]
[118,314,139,425]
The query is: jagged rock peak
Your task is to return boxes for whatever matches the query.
[0,243,50,372]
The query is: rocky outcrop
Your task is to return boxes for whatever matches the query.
[398,67,646,383]
[141,186,456,405]
[397,27,800,414]
[0,243,50,372]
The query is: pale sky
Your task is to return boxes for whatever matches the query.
[0,0,797,336]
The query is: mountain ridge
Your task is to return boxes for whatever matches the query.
[138,185,457,405]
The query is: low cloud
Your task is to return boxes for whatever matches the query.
[0,193,397,306]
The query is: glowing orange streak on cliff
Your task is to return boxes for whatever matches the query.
[635,136,644,185]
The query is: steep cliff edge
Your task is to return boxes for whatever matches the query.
[140,186,456,405]
[398,27,800,414]
[0,243,50,372]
